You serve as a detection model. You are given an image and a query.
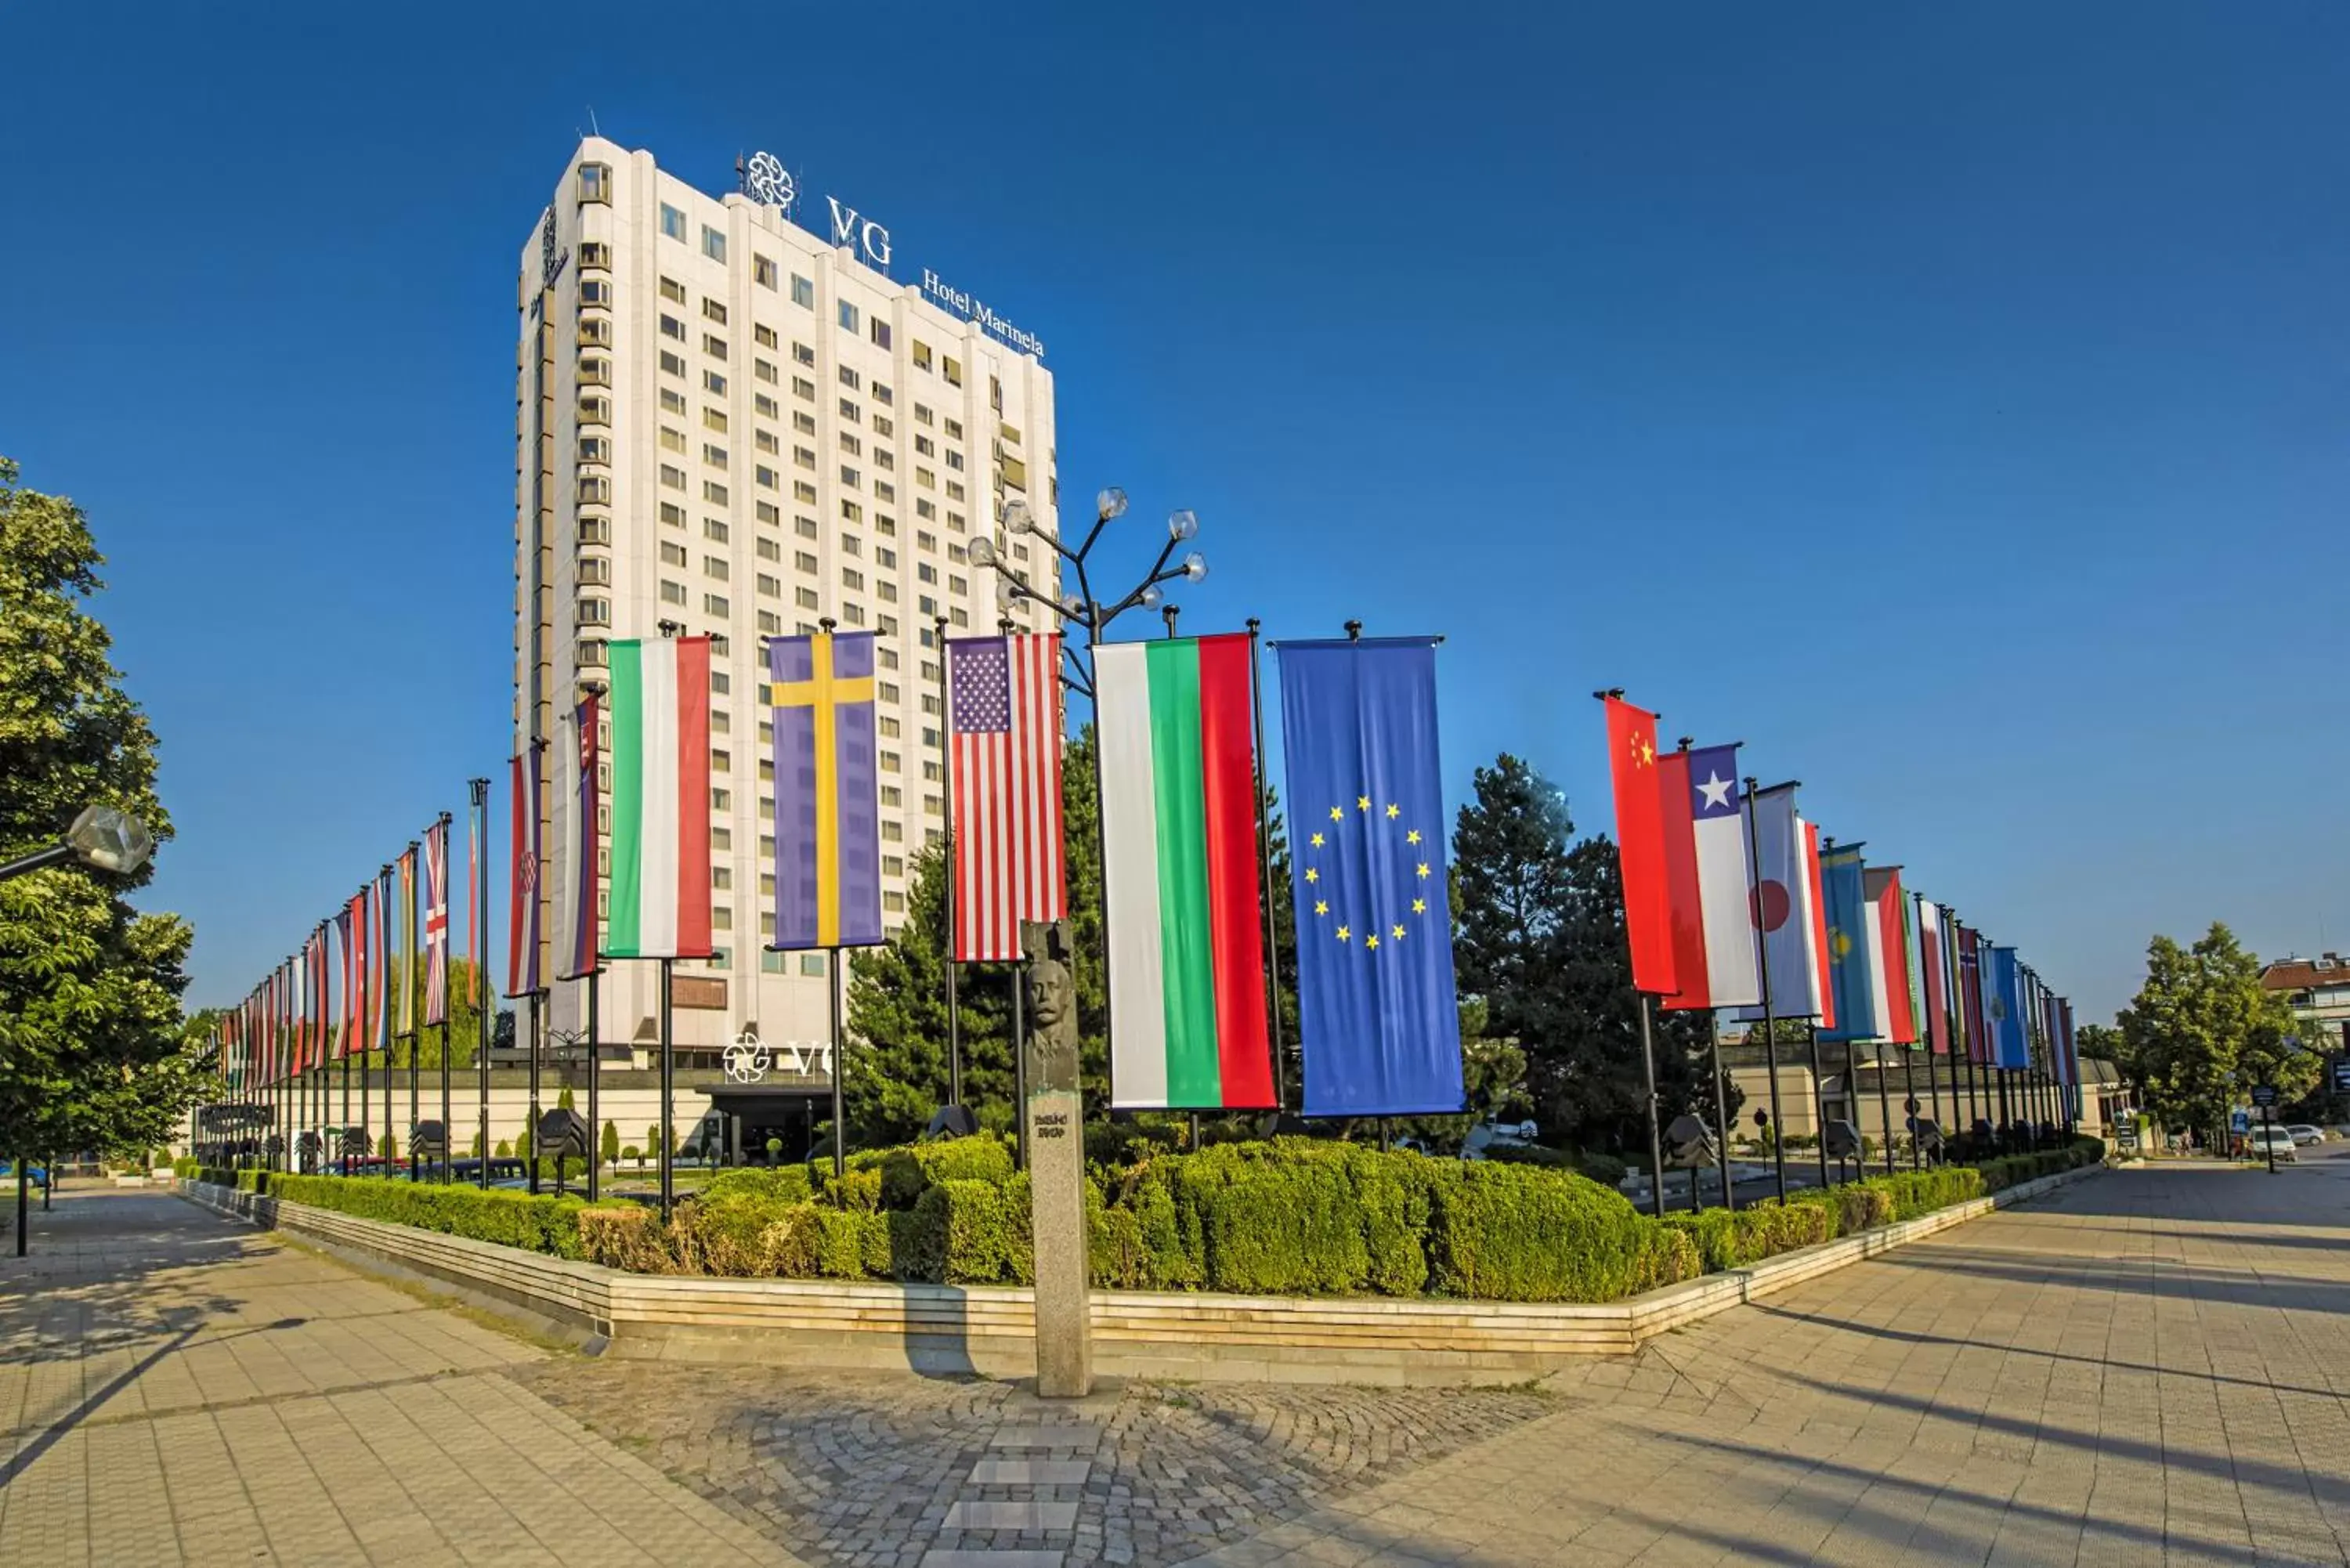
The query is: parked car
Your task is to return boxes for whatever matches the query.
[2247,1126,2298,1163]
[0,1162,49,1189]
[2285,1124,2324,1147]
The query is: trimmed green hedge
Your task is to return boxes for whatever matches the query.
[195,1129,2107,1305]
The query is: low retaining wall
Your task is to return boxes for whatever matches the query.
[182,1165,2100,1386]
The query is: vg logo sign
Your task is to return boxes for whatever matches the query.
[825,196,891,270]
[739,147,891,272]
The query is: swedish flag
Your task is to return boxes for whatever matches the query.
[1276,638,1465,1116]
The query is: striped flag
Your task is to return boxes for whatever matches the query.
[1861,866,1916,1044]
[396,844,418,1035]
[509,743,545,995]
[607,636,715,958]
[370,868,391,1054]
[1802,822,1835,1032]
[423,817,450,1024]
[557,696,600,979]
[1099,634,1274,1111]
[1917,897,1950,1053]
[769,629,881,950]
[947,633,1065,962]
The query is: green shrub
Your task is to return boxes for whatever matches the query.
[1423,1160,1687,1302]
[915,1174,1033,1285]
[579,1203,671,1271]
[258,1173,596,1259]
[873,1133,1016,1209]
[1860,1167,1985,1221]
[703,1165,814,1205]
[1660,1201,1835,1270]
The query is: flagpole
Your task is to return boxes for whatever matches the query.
[406,840,420,1182]
[1741,778,1788,1205]
[1806,1021,1831,1189]
[1246,618,1289,1115]
[1637,995,1666,1218]
[437,811,454,1183]
[584,969,600,1201]
[828,952,848,1180]
[935,613,963,1111]
[658,957,675,1219]
[1673,738,1734,1213]
[472,778,491,1190]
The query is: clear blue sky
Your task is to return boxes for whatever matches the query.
[4,2,2343,1024]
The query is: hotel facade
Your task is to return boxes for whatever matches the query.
[515,137,1059,1066]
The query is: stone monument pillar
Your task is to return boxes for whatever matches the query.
[1021,919,1090,1397]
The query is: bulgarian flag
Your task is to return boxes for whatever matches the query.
[605,636,714,959]
[1097,634,1274,1110]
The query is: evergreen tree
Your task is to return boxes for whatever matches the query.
[0,457,205,1162]
[1448,753,1730,1156]
[600,1118,620,1167]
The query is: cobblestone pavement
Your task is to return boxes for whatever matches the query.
[1192,1151,2350,1567]
[508,1360,1553,1567]
[0,1185,797,1566]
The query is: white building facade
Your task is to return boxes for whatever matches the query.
[515,138,1058,1065]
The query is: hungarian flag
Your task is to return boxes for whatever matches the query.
[1099,634,1274,1111]
[1656,742,1759,1010]
[557,695,599,980]
[1861,866,1916,1045]
[768,630,880,951]
[1602,695,1676,997]
[508,743,545,996]
[1917,897,1950,1053]
[606,636,714,958]
[947,633,1066,962]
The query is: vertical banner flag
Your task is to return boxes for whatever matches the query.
[508,744,545,996]
[557,697,600,979]
[1818,842,1882,1041]
[1656,743,1761,1010]
[371,868,391,1055]
[350,888,371,1058]
[1917,898,1950,1053]
[334,904,357,1059]
[608,635,716,957]
[422,818,450,1025]
[768,630,881,951]
[2056,998,2080,1099]
[1741,784,1823,1018]
[947,632,1067,962]
[1278,638,1464,1116]
[1861,867,1918,1046]
[1957,927,1987,1064]
[396,845,418,1036]
[466,791,481,1009]
[1803,823,1835,1032]
[1990,945,2027,1068]
[1097,634,1274,1110]
[1601,696,1677,996]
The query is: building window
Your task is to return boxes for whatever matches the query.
[755,358,778,385]
[660,580,687,605]
[754,255,777,289]
[913,341,932,371]
[577,163,612,203]
[704,480,728,505]
[794,341,815,367]
[702,591,728,618]
[703,555,730,580]
[660,464,685,491]
[661,387,688,414]
[797,587,819,609]
[754,324,777,349]
[838,301,859,332]
[873,382,893,407]
[703,370,727,396]
[579,395,611,425]
[579,356,611,386]
[577,638,607,667]
[712,862,732,887]
[791,274,815,309]
[703,333,728,361]
[704,407,729,433]
[579,241,609,269]
[659,350,685,378]
[702,225,727,262]
[661,541,688,567]
[756,464,778,490]
[705,517,729,542]
[661,427,686,454]
[661,276,686,304]
[839,365,862,391]
[660,502,686,528]
[870,320,891,350]
[794,376,816,402]
[943,356,963,387]
[660,203,686,240]
[703,443,728,470]
[839,399,860,423]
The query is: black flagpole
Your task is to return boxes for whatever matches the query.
[472,777,491,1190]
[658,957,675,1218]
[1806,1021,1831,1189]
[406,840,420,1181]
[1637,994,1666,1218]
[936,614,963,1110]
[526,988,540,1194]
[585,967,600,1201]
[829,952,848,1180]
[439,811,454,1184]
[1676,739,1733,1213]
[1903,1047,1919,1170]
[1246,618,1288,1114]
[341,928,353,1176]
[1741,778,1788,1204]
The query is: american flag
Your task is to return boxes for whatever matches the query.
[422,817,450,1024]
[948,633,1065,961]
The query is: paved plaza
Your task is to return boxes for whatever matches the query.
[2,1153,2347,1566]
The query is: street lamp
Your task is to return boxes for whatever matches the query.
[974,489,1213,695]
[0,805,154,883]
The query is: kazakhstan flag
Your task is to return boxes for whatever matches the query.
[1277,638,1465,1116]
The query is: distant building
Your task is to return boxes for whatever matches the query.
[2258,953,2350,1051]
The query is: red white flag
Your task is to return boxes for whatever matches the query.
[947,633,1066,962]
[423,817,450,1024]
[1802,821,1835,1032]
[1656,742,1760,1010]
[1603,695,1677,996]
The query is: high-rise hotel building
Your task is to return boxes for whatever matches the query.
[515,138,1058,1057]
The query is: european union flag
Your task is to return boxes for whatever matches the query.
[1276,638,1465,1116]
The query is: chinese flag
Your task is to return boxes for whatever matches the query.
[1604,695,1678,996]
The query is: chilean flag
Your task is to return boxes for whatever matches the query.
[1803,821,1835,1032]
[1657,743,1760,1010]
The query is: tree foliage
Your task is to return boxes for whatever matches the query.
[0,457,204,1158]
[1448,753,1735,1157]
[2117,923,2312,1131]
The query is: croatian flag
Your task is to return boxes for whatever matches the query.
[1657,743,1759,1010]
